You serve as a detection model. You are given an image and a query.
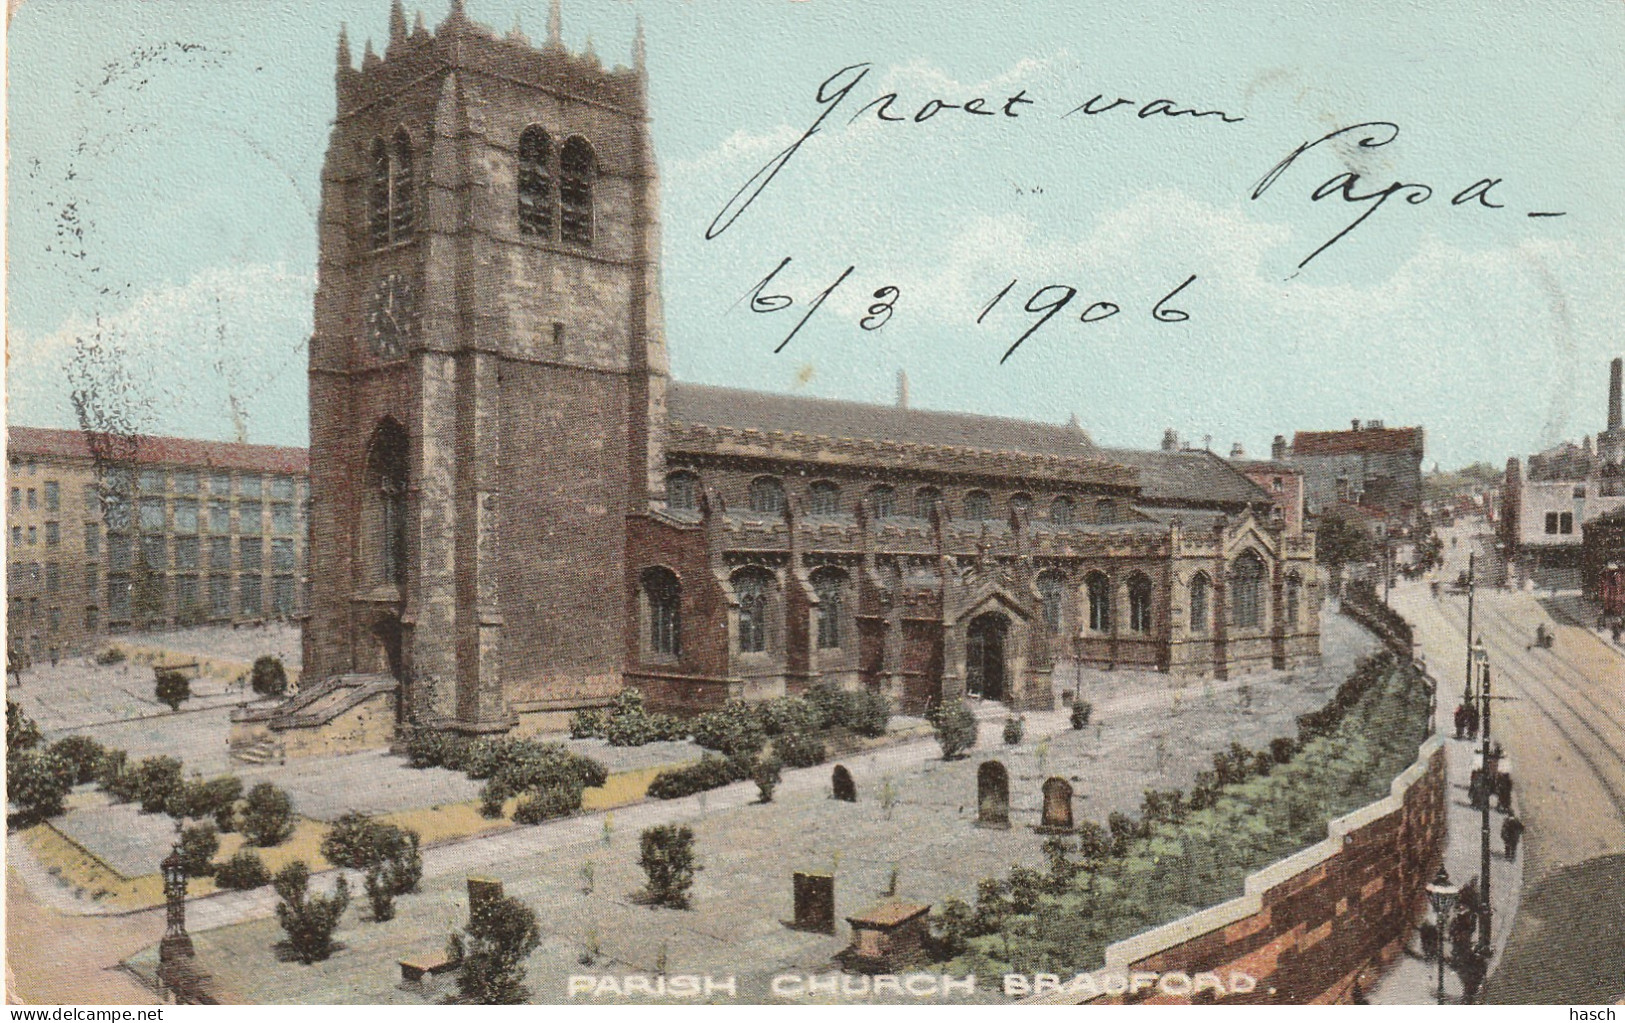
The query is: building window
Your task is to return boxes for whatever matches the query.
[559,136,595,246]
[1544,512,1559,535]
[1096,498,1118,525]
[868,485,896,520]
[141,535,167,570]
[1560,512,1574,535]
[44,481,59,512]
[271,503,294,535]
[209,575,231,618]
[83,484,98,510]
[45,563,60,594]
[269,476,295,501]
[26,488,37,509]
[104,493,131,530]
[1230,550,1265,630]
[368,420,410,585]
[733,567,773,654]
[1272,477,1284,492]
[108,578,132,620]
[8,527,17,547]
[1085,571,1111,632]
[85,522,100,557]
[748,477,785,515]
[109,534,132,571]
[139,469,164,494]
[964,491,993,521]
[139,498,166,532]
[1285,572,1302,627]
[26,526,37,545]
[240,537,263,571]
[1127,573,1153,633]
[175,576,201,621]
[1038,570,1065,635]
[517,125,553,237]
[240,474,263,499]
[207,537,230,570]
[369,130,416,248]
[272,539,295,571]
[666,471,699,512]
[48,607,60,633]
[209,473,232,495]
[812,567,846,650]
[1190,573,1211,633]
[914,487,941,519]
[240,575,263,617]
[1009,493,1033,520]
[642,567,681,658]
[808,481,841,516]
[9,488,18,513]
[173,472,198,495]
[208,501,231,534]
[174,499,199,533]
[44,522,59,546]
[273,576,296,617]
[85,565,99,593]
[84,607,99,633]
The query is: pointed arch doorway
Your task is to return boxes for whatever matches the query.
[965,612,1009,701]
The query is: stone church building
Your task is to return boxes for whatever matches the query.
[286,2,1320,745]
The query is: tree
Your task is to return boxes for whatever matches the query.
[7,701,42,756]
[47,735,105,785]
[273,861,350,964]
[928,700,978,760]
[451,894,541,1004]
[1314,512,1373,572]
[132,756,185,814]
[177,822,219,877]
[250,656,288,698]
[752,754,781,804]
[7,748,76,823]
[154,667,192,712]
[239,782,296,847]
[639,824,696,909]
[214,850,272,890]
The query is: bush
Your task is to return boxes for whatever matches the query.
[401,728,465,770]
[47,735,105,785]
[929,700,978,760]
[568,709,606,739]
[274,861,349,964]
[214,850,272,890]
[198,776,244,832]
[132,756,185,814]
[95,748,138,802]
[471,741,607,819]
[1002,716,1025,746]
[250,655,288,698]
[512,785,581,824]
[154,668,192,712]
[7,700,41,756]
[690,700,766,758]
[7,749,76,822]
[646,755,746,800]
[239,782,296,847]
[847,689,892,738]
[639,824,696,909]
[806,683,854,731]
[178,822,219,877]
[753,755,782,804]
[452,893,541,1004]
[774,730,826,769]
[755,696,815,736]
[364,866,397,923]
[94,647,126,666]
[320,813,420,895]
[1070,700,1093,729]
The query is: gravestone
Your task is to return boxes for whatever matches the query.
[832,764,857,802]
[791,871,836,933]
[842,901,932,974]
[1038,776,1074,833]
[467,876,503,921]
[976,760,1010,829]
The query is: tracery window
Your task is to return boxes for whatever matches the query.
[914,487,942,519]
[1085,571,1112,632]
[666,471,699,512]
[809,481,841,516]
[868,485,896,519]
[1050,496,1074,526]
[812,567,847,649]
[517,126,553,237]
[1038,570,1066,635]
[748,477,785,515]
[1190,572,1211,633]
[1127,573,1154,633]
[1230,550,1265,630]
[964,490,993,521]
[369,130,416,248]
[642,567,681,657]
[560,137,595,245]
[733,567,773,654]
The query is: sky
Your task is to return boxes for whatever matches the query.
[7,0,1625,470]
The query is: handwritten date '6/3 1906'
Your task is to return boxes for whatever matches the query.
[743,256,1196,365]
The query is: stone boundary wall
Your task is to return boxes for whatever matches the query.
[1032,732,1446,1005]
[1338,592,1415,658]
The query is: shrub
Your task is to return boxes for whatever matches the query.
[402,728,464,770]
[132,756,185,814]
[472,741,607,817]
[7,749,76,822]
[364,865,397,922]
[95,749,141,803]
[177,822,219,877]
[806,683,854,731]
[47,735,105,785]
[774,730,826,769]
[568,709,606,739]
[646,755,745,800]
[691,700,767,758]
[1002,716,1024,746]
[320,813,421,894]
[1270,736,1298,764]
[931,896,975,958]
[639,824,696,909]
[6,700,41,756]
[512,784,582,824]
[752,754,782,804]
[452,893,541,1004]
[755,696,815,737]
[94,647,126,666]
[929,700,978,760]
[250,655,288,698]
[154,668,192,712]
[214,850,272,890]
[1070,700,1093,729]
[239,782,296,847]
[847,689,892,738]
[198,776,244,832]
[274,861,349,964]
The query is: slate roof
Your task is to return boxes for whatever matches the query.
[8,426,308,475]
[1292,426,1423,456]
[667,383,1098,460]
[1099,448,1270,507]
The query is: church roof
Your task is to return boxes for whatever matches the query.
[1099,448,1270,507]
[667,383,1098,461]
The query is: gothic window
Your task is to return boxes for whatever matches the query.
[914,486,941,519]
[748,477,785,515]
[517,126,553,237]
[1190,572,1211,633]
[1009,493,1033,520]
[868,485,896,519]
[1085,571,1112,632]
[560,137,595,245]
[1038,570,1066,635]
[666,471,699,512]
[1230,550,1265,630]
[1127,573,1154,633]
[642,566,681,657]
[366,419,409,586]
[964,490,993,521]
[733,566,774,654]
[812,566,847,649]
[1096,498,1118,525]
[809,481,841,516]
[369,131,416,248]
[1285,572,1302,627]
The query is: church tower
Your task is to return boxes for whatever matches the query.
[305,0,667,734]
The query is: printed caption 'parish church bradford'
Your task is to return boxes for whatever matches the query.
[292,1,1321,744]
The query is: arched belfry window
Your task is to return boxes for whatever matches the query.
[366,419,409,586]
[517,126,553,237]
[369,131,416,249]
[560,137,595,246]
[642,566,681,658]
[1190,572,1211,633]
[1127,573,1154,633]
[733,566,774,654]
[1231,550,1265,630]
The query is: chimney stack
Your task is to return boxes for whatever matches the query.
[1271,434,1287,461]
[1229,442,1246,458]
[896,369,909,409]
[1351,419,1361,432]
[1161,428,1179,452]
[1609,356,1622,432]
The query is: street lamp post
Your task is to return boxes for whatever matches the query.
[1476,646,1494,970]
[1425,867,1461,1004]
[1463,553,1476,707]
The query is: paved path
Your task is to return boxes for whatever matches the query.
[1381,533,1625,1004]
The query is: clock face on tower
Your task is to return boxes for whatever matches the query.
[366,274,418,359]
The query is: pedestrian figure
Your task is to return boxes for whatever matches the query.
[1458,948,1487,1003]
[1495,772,1513,812]
[1502,814,1525,859]
[1468,769,1486,809]
[1453,703,1468,740]
[1448,908,1475,967]
[1465,703,1480,740]
[1418,919,1440,961]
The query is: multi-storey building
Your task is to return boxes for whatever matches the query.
[5,427,309,662]
[1280,421,1426,527]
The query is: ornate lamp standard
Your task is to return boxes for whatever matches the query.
[1474,641,1494,967]
[159,844,195,963]
[1425,867,1461,1004]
